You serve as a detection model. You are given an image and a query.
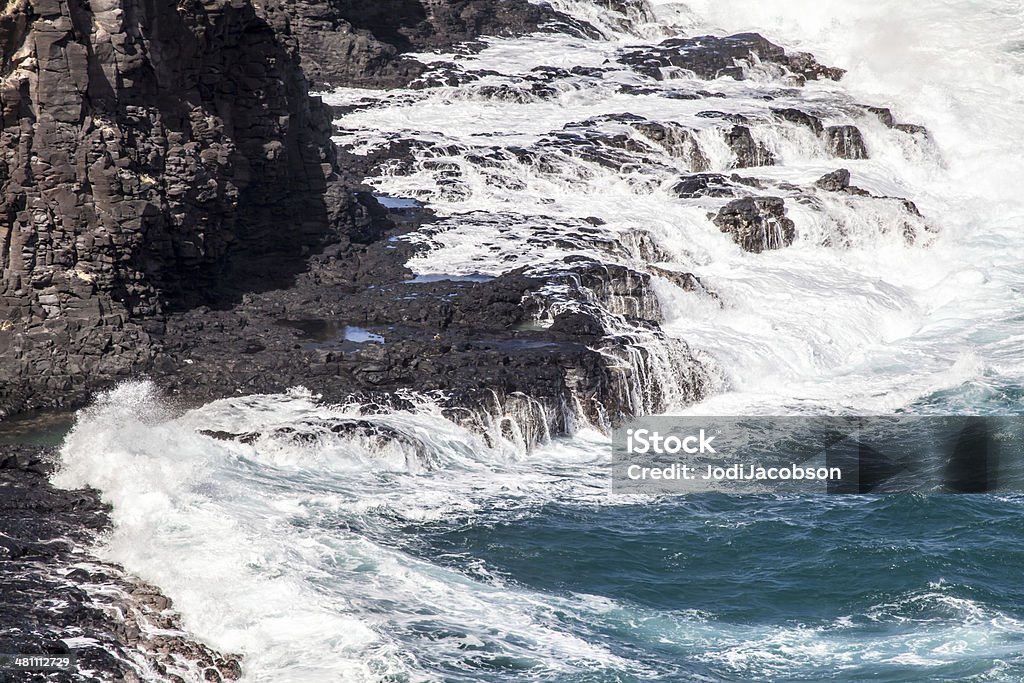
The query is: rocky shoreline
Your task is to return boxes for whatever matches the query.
[0,1,662,678]
[0,1,612,679]
[0,0,722,448]
[0,0,926,426]
[0,0,934,679]
[0,0,606,420]
[0,445,241,682]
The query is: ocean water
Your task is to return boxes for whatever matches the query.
[52,1,1024,681]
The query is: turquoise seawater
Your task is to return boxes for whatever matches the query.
[392,493,1024,681]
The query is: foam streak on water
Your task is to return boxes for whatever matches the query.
[55,1,1024,681]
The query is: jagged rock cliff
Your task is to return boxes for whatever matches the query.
[0,0,376,414]
[0,0,593,416]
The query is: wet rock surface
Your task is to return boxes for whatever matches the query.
[0,0,591,418]
[772,107,824,135]
[0,1,939,678]
[825,124,869,159]
[0,445,241,682]
[0,1,936,422]
[864,105,929,135]
[713,197,797,253]
[724,124,775,168]
[619,33,846,82]
[0,2,698,679]
[150,206,690,434]
[815,168,854,193]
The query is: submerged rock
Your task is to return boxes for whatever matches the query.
[811,170,931,244]
[713,197,797,253]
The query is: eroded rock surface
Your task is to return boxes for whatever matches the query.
[0,0,626,418]
[619,33,846,82]
[713,196,797,253]
[825,124,869,159]
[274,0,580,89]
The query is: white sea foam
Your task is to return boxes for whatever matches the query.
[55,382,631,682]
[331,0,1024,415]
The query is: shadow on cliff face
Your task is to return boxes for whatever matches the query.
[334,0,429,53]
[1,0,381,315]
[105,0,386,311]
[334,0,556,52]
[0,0,389,413]
[0,0,578,414]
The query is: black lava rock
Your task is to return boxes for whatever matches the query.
[825,125,869,159]
[713,197,797,253]
[620,33,845,82]
[815,168,852,192]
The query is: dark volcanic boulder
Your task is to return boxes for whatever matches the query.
[672,173,739,198]
[864,105,929,135]
[866,106,896,128]
[895,122,928,135]
[619,33,845,82]
[726,125,775,168]
[825,125,869,159]
[647,266,716,299]
[630,120,711,170]
[772,107,824,135]
[713,197,796,253]
[815,168,874,196]
[815,168,852,192]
